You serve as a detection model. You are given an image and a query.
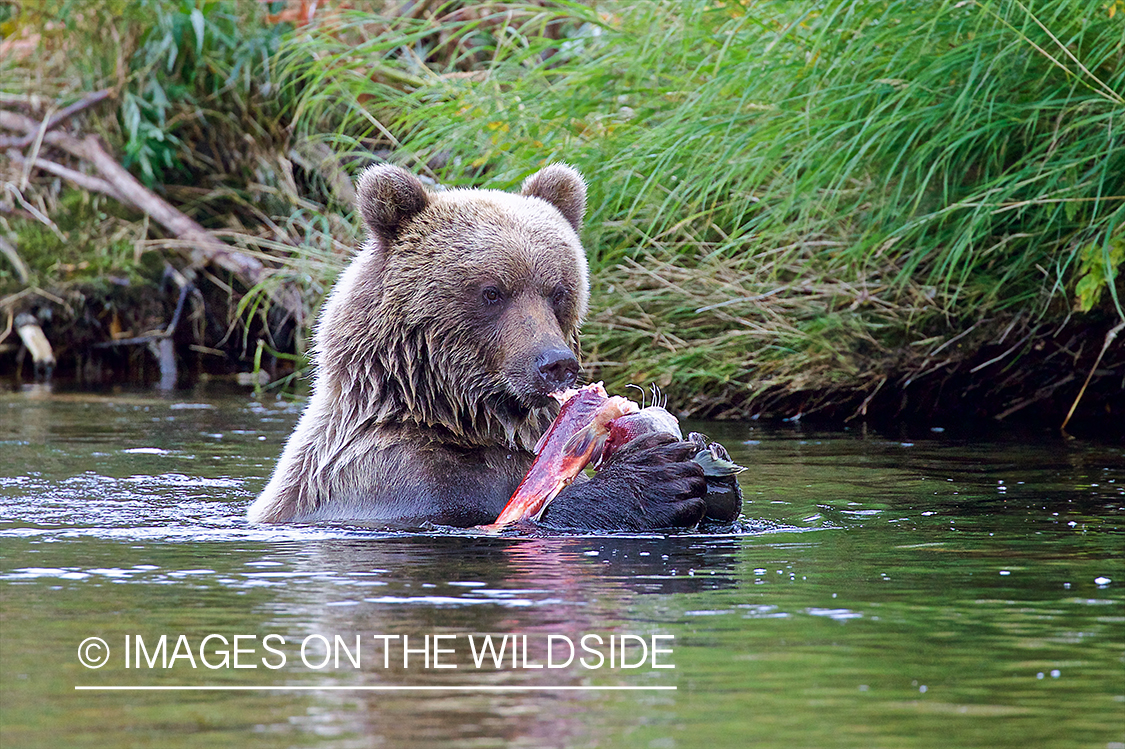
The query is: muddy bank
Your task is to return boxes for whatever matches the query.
[3,275,1119,433]
[1,272,301,391]
[746,315,1123,432]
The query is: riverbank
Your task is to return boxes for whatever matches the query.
[2,0,1121,428]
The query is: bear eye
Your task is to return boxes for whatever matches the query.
[481,286,504,306]
[550,284,569,308]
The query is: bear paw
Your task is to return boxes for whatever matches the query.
[539,432,707,531]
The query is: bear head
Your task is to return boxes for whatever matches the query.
[316,163,589,451]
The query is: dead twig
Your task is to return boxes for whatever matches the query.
[0,235,29,284]
[926,321,982,358]
[0,309,12,345]
[995,374,1076,420]
[0,286,69,310]
[2,183,67,241]
[1060,320,1125,431]
[19,104,54,190]
[6,150,127,202]
[848,376,887,420]
[0,89,113,149]
[93,280,194,348]
[969,333,1033,373]
[0,108,304,325]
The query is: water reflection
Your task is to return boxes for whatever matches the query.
[266,538,725,747]
[1,388,1122,748]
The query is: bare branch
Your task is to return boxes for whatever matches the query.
[6,149,127,202]
[1,108,305,324]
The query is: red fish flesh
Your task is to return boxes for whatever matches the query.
[488,383,638,527]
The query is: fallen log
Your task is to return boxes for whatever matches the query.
[0,109,305,328]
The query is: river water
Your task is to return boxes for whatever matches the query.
[1,387,1122,748]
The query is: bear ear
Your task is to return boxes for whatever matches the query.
[355,164,430,246]
[521,163,586,233]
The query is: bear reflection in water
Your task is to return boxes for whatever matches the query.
[247,163,742,532]
[278,536,746,745]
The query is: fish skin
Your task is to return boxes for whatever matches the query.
[485,387,745,532]
[606,407,744,478]
[595,406,682,469]
[692,443,745,477]
[488,383,637,527]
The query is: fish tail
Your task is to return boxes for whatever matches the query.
[693,446,745,476]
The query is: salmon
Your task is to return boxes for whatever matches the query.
[597,405,745,523]
[483,384,745,531]
[593,406,682,469]
[486,383,638,527]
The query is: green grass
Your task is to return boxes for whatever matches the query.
[275,0,1123,413]
[4,0,1122,414]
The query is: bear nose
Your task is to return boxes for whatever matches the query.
[535,348,579,393]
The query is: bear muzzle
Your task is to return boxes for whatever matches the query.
[535,348,580,395]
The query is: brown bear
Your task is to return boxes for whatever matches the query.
[247,163,709,529]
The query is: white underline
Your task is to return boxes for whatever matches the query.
[75,685,676,691]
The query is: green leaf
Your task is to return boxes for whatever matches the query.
[163,30,178,72]
[190,8,205,56]
[1063,198,1078,223]
[1075,272,1103,313]
[1074,239,1125,313]
[121,93,141,140]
